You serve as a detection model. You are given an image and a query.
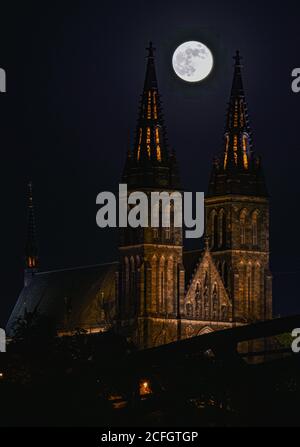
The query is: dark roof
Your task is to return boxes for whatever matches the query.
[6,262,118,335]
[7,250,203,336]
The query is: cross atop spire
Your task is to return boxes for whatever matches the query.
[143,41,158,92]
[25,181,38,271]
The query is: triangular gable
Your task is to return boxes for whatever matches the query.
[184,249,232,322]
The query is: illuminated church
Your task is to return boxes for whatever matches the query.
[7,44,272,348]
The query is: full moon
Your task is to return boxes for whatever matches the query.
[172,41,214,83]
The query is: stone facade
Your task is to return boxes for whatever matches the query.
[205,195,272,323]
[117,47,272,349]
[8,47,272,350]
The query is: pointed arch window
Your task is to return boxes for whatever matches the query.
[153,228,159,239]
[160,271,165,312]
[186,302,193,318]
[240,210,247,245]
[130,257,136,308]
[212,284,218,321]
[151,255,158,313]
[252,211,259,247]
[195,282,201,302]
[219,210,226,248]
[211,211,218,249]
[247,273,251,314]
[195,282,202,318]
[159,257,166,314]
[165,228,170,241]
[221,305,228,321]
[203,272,209,312]
[212,284,218,312]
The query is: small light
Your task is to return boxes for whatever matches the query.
[140,379,152,396]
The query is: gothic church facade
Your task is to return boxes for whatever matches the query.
[7,44,272,349]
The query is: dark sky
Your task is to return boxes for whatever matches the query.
[0,0,300,326]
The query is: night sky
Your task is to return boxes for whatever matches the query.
[0,0,300,327]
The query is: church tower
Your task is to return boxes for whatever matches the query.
[118,43,185,348]
[205,52,272,323]
[24,181,38,287]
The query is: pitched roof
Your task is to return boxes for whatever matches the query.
[6,262,118,335]
[7,249,204,335]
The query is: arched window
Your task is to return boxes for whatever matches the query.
[203,273,209,317]
[221,305,228,321]
[130,257,136,308]
[161,271,165,312]
[186,302,193,318]
[211,210,218,249]
[247,263,252,316]
[124,256,130,296]
[159,257,165,313]
[252,211,259,247]
[166,257,173,314]
[195,282,201,302]
[223,261,228,289]
[195,283,202,318]
[212,284,218,310]
[151,255,158,313]
[204,272,209,294]
[247,274,251,314]
[219,210,227,248]
[240,209,247,245]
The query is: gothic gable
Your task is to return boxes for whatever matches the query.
[184,250,232,322]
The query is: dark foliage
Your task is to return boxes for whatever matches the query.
[0,315,300,426]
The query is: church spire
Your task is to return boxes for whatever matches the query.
[122,42,180,189]
[223,51,252,171]
[25,181,38,271]
[208,51,267,197]
[134,41,167,165]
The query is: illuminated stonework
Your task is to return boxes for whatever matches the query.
[7,47,272,352]
[117,47,271,349]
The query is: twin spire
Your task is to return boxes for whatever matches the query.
[223,51,251,171]
[208,50,267,196]
[123,42,180,189]
[23,46,267,274]
[134,41,166,165]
